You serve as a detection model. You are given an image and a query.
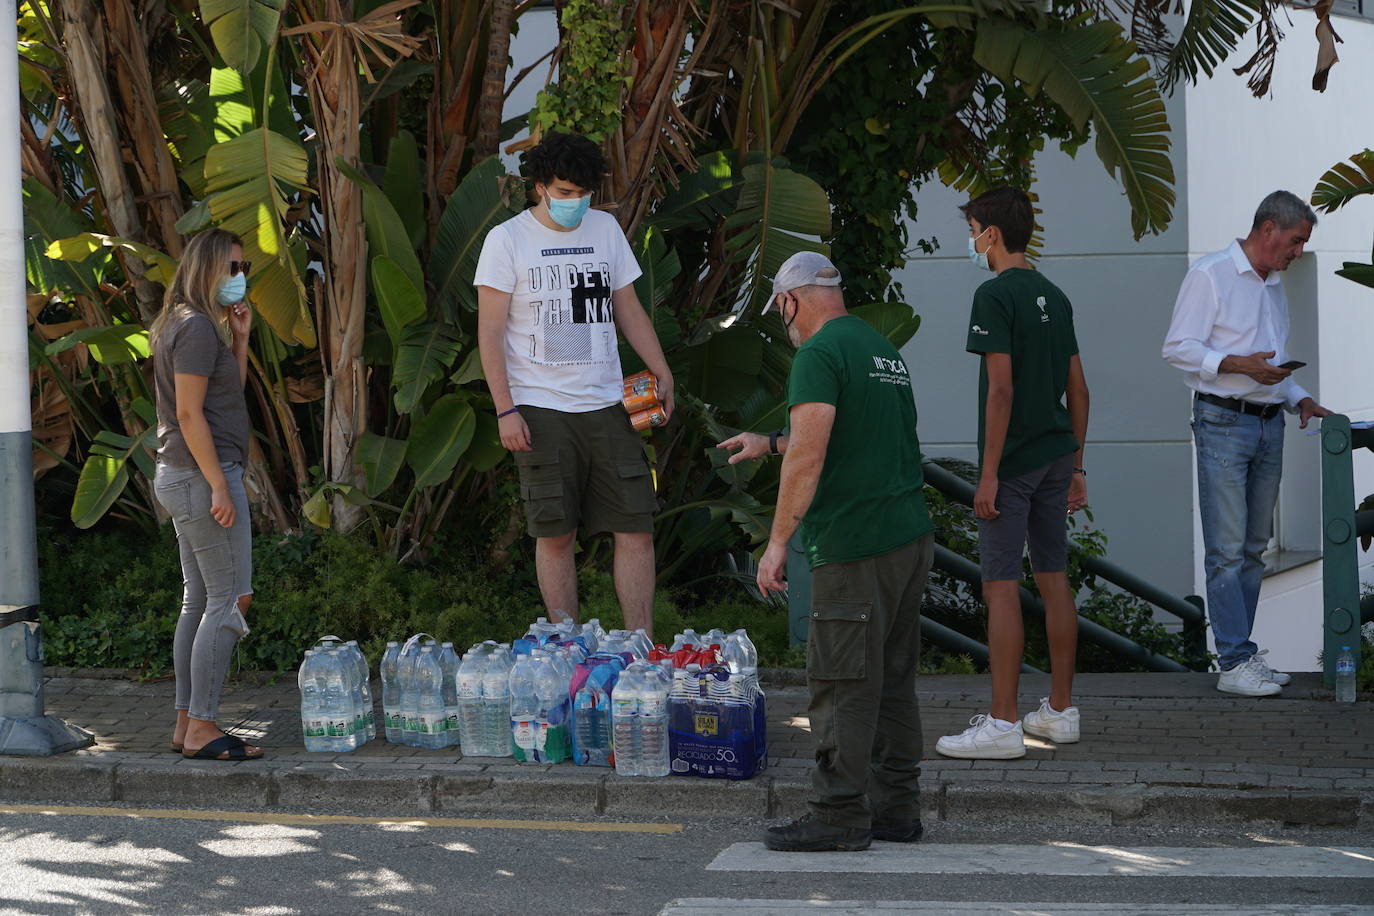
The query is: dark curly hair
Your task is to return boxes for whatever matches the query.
[525,132,606,191]
[959,186,1034,254]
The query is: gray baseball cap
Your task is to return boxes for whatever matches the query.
[765,251,842,312]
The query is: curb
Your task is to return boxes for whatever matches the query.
[2,757,1369,832]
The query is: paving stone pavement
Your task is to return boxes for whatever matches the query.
[4,669,1371,831]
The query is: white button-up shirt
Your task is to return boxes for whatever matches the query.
[1161,239,1310,410]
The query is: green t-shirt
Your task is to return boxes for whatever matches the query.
[787,314,934,569]
[966,268,1080,480]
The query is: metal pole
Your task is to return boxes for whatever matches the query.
[0,7,92,755]
[1320,414,1361,688]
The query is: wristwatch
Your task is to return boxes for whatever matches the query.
[769,431,782,456]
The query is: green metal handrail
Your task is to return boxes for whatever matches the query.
[1320,415,1373,686]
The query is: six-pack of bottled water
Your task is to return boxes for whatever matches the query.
[296,621,766,780]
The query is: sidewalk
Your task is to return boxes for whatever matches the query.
[4,669,1371,832]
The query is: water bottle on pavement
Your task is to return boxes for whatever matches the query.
[299,650,331,752]
[399,643,421,747]
[574,677,612,766]
[379,641,403,743]
[1336,646,1358,704]
[640,663,670,777]
[456,650,484,756]
[414,646,447,750]
[509,655,540,762]
[322,650,357,751]
[439,642,461,747]
[613,664,641,776]
[346,641,376,743]
[482,651,513,757]
[535,653,571,763]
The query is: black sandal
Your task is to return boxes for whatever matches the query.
[182,734,264,761]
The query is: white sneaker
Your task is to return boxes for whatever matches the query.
[1021,697,1080,744]
[1217,656,1282,696]
[935,715,1026,759]
[1251,649,1291,686]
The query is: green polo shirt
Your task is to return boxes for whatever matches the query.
[787,314,934,569]
[966,267,1080,480]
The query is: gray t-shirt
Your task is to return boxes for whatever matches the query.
[153,309,250,467]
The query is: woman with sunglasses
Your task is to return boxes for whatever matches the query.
[148,229,262,760]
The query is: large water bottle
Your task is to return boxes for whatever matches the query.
[482,651,513,757]
[639,662,670,777]
[379,641,403,743]
[574,676,612,766]
[1336,646,1357,704]
[630,629,654,660]
[414,646,447,750]
[399,643,421,747]
[345,641,375,743]
[731,629,759,671]
[613,664,642,776]
[322,650,358,751]
[438,642,461,747]
[535,652,571,763]
[456,651,484,756]
[299,650,331,752]
[509,655,540,763]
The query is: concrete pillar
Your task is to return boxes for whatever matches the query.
[0,3,92,755]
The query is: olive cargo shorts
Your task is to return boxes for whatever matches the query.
[513,404,657,538]
[805,534,934,829]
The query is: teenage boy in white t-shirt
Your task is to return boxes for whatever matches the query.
[474,132,674,635]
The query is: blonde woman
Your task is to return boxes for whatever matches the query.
[150,229,263,760]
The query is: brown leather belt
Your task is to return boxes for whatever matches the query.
[1195,392,1282,419]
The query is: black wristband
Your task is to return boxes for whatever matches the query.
[1073,467,1086,476]
[769,431,781,456]
[497,407,521,419]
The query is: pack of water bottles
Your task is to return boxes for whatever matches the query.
[299,636,377,752]
[663,629,768,780]
[376,635,464,749]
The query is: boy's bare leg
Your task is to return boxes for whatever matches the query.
[1033,570,1078,712]
[985,579,1024,723]
[536,531,579,622]
[613,530,655,636]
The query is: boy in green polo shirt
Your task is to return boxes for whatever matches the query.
[936,187,1092,761]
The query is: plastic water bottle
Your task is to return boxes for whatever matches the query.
[299,650,331,752]
[631,629,654,660]
[510,655,540,763]
[322,650,357,751]
[456,651,484,756]
[535,653,571,763]
[574,678,612,766]
[379,642,403,743]
[414,646,447,749]
[482,651,513,757]
[639,663,670,777]
[345,641,375,743]
[613,665,642,776]
[399,644,421,747]
[1336,646,1357,704]
[439,642,461,747]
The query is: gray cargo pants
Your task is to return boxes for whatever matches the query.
[805,534,933,829]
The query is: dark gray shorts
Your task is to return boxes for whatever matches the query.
[978,453,1075,581]
[513,404,657,538]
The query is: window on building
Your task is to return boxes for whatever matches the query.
[1332,0,1372,20]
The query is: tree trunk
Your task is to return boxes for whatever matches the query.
[473,0,513,160]
[56,0,162,322]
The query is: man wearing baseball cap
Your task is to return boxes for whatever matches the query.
[718,250,935,852]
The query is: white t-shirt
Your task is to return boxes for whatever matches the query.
[474,208,642,412]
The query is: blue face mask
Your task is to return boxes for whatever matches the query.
[545,192,592,228]
[968,227,992,272]
[217,273,247,306]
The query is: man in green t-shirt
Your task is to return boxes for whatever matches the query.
[935,187,1091,761]
[718,251,935,852]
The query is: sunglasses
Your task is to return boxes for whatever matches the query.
[229,260,252,277]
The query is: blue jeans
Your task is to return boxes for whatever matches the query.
[1192,401,1284,671]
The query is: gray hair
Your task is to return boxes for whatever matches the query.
[1252,190,1317,231]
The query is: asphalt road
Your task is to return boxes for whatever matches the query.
[0,803,1370,915]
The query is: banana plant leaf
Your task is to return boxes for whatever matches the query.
[336,157,425,295]
[200,0,285,74]
[45,233,177,287]
[393,321,463,414]
[70,398,158,529]
[407,394,477,489]
[1312,150,1374,215]
[357,431,408,497]
[431,156,522,320]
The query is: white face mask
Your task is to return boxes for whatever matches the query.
[968,227,992,272]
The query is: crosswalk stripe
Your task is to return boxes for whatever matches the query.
[704,842,1374,878]
[661,902,1374,916]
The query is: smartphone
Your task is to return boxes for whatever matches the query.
[1278,360,1306,370]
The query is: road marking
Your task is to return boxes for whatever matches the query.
[706,842,1374,878]
[662,902,1374,916]
[0,803,681,834]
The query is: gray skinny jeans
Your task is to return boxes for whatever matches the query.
[154,460,253,721]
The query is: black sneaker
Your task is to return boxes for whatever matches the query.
[872,818,923,843]
[763,814,872,852]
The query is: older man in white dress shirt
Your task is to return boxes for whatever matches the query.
[1162,190,1331,697]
